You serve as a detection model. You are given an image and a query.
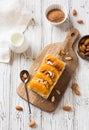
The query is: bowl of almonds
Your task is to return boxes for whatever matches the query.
[78,35,89,60]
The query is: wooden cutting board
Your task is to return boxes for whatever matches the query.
[17,28,79,112]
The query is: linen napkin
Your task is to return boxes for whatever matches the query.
[0,0,31,63]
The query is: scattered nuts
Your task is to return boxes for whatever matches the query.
[63,106,72,111]
[84,39,89,45]
[51,96,55,102]
[86,49,89,52]
[29,121,36,127]
[78,37,89,58]
[65,56,73,61]
[60,49,66,55]
[79,45,86,52]
[79,52,85,57]
[85,52,89,56]
[72,9,77,16]
[77,19,83,24]
[81,44,86,51]
[74,89,81,95]
[71,83,81,96]
[16,105,23,111]
[71,83,78,90]
[80,39,85,44]
[87,45,89,49]
[56,89,61,95]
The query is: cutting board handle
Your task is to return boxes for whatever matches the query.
[64,28,79,48]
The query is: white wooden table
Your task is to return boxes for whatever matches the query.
[0,0,89,130]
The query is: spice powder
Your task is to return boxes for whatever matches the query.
[47,9,65,23]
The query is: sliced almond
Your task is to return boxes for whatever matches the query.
[63,106,72,111]
[51,96,55,102]
[56,89,61,95]
[29,121,36,127]
[16,105,23,111]
[65,56,73,61]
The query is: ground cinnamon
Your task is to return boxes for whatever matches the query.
[47,9,65,23]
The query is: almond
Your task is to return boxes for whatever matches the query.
[16,105,23,111]
[71,83,78,90]
[84,39,89,45]
[86,49,89,52]
[74,89,81,95]
[60,49,66,55]
[81,44,86,51]
[72,9,77,16]
[63,106,72,111]
[87,45,89,49]
[80,39,85,44]
[77,19,83,24]
[79,45,86,52]
[29,121,36,127]
[79,52,85,57]
[79,46,83,52]
[85,52,89,56]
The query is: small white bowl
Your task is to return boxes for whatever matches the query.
[45,4,67,26]
[9,32,29,53]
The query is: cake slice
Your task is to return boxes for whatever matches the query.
[28,55,66,99]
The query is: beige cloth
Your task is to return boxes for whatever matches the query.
[0,0,30,63]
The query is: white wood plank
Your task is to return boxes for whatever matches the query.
[0,0,89,130]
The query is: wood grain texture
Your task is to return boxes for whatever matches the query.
[17,28,79,112]
[0,0,89,130]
